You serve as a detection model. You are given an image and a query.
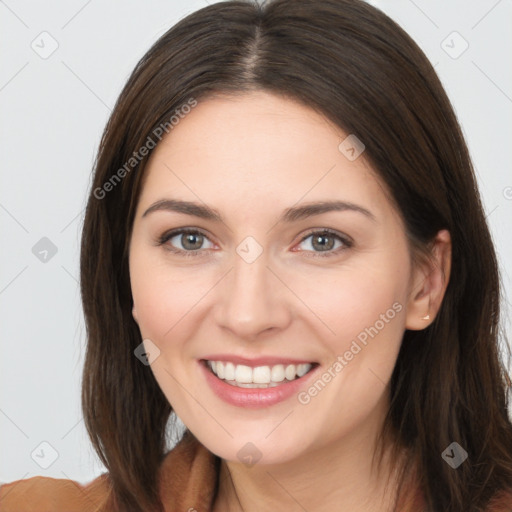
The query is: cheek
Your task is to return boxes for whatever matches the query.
[288,262,408,446]
[129,255,211,403]
[290,259,408,356]
[130,250,216,343]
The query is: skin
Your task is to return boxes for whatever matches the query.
[129,91,451,511]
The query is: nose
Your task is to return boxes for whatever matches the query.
[214,249,292,340]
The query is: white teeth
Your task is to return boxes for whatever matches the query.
[271,364,285,382]
[297,363,310,377]
[226,381,280,388]
[235,364,253,383]
[285,364,296,381]
[224,362,235,381]
[253,366,271,384]
[207,360,313,386]
[216,361,225,379]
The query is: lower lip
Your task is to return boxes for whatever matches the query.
[199,360,319,409]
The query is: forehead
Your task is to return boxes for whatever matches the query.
[137,91,394,224]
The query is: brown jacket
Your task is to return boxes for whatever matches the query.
[1,431,511,511]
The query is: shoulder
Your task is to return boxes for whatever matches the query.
[0,472,112,512]
[485,489,512,511]
[0,432,219,512]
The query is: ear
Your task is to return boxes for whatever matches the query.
[132,304,139,324]
[405,229,451,330]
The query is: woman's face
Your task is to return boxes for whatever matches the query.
[129,91,422,464]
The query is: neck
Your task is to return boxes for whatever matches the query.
[213,395,406,512]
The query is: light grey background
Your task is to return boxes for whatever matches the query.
[1,0,511,484]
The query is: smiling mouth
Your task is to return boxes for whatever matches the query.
[202,359,319,388]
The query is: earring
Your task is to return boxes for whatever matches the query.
[421,314,430,321]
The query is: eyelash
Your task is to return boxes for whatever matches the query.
[157,228,213,259]
[157,227,353,259]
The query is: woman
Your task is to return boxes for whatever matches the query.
[1,0,511,510]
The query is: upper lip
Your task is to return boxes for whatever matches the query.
[201,354,317,367]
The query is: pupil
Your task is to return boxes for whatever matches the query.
[313,234,334,251]
[183,233,203,250]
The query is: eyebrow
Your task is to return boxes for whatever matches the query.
[142,199,376,223]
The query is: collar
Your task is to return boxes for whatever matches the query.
[159,430,220,511]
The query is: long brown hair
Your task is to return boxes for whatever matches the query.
[80,0,512,510]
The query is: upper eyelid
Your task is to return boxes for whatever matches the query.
[160,228,213,246]
[298,228,351,242]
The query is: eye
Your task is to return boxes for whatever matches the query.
[158,228,215,255]
[295,229,352,257]
[157,227,351,258]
